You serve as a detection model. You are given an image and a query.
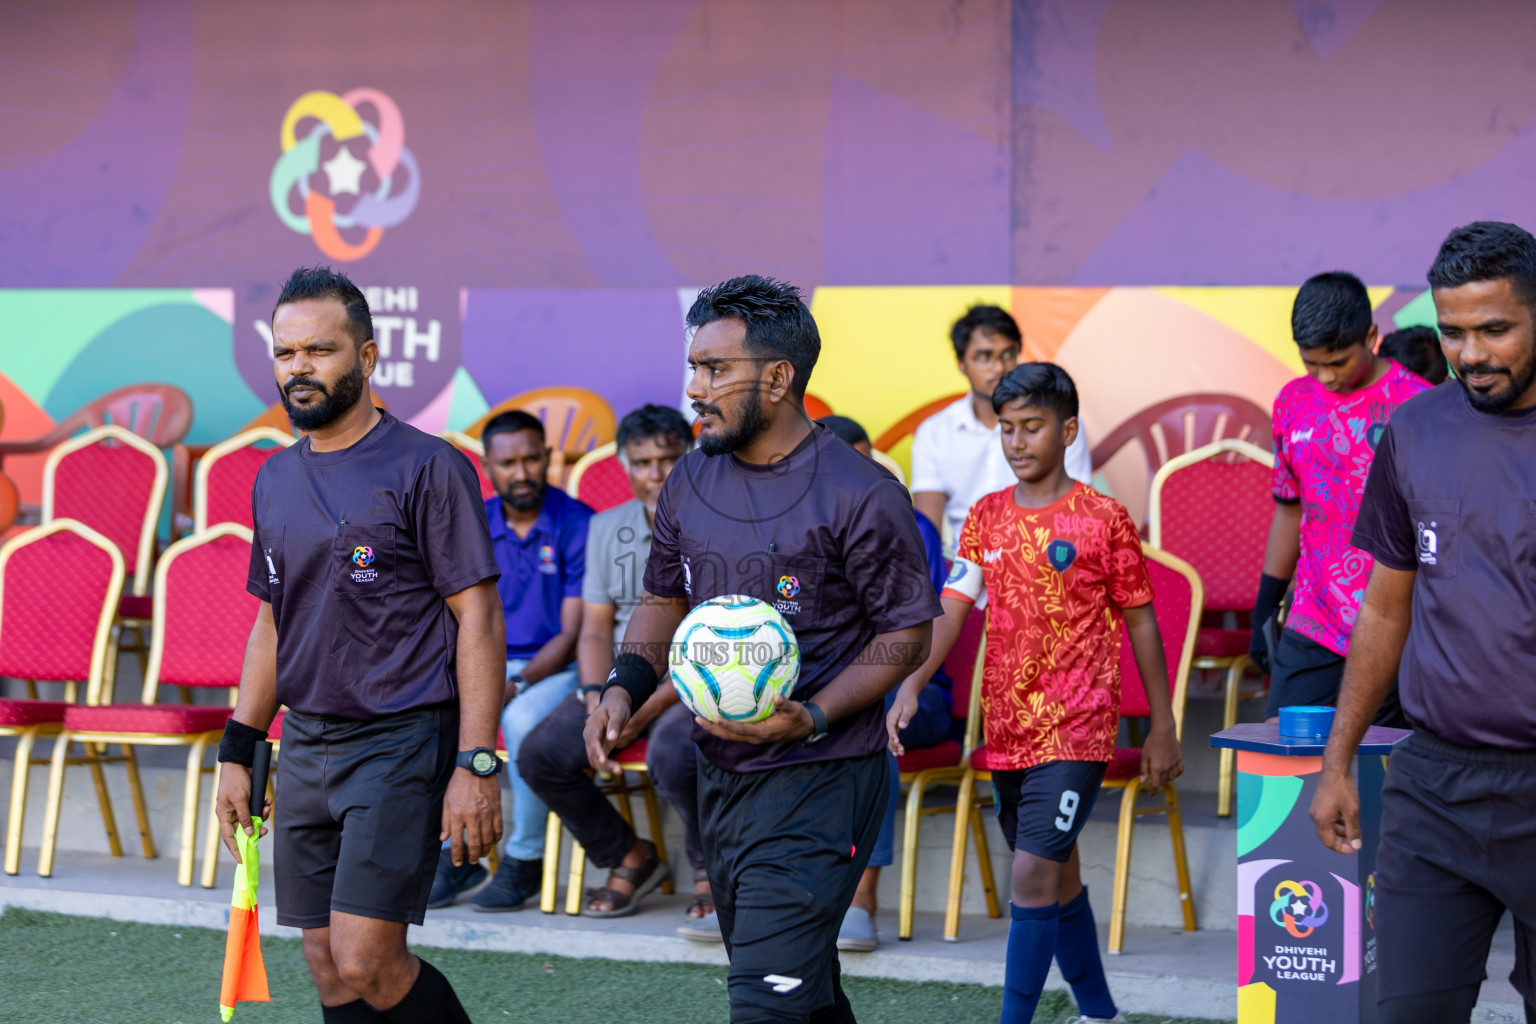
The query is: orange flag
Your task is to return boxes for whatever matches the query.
[219,813,270,1021]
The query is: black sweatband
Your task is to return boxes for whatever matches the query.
[601,652,660,708]
[1253,572,1290,628]
[218,718,267,766]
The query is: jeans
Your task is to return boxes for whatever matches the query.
[517,697,703,870]
[867,682,953,869]
[500,658,582,860]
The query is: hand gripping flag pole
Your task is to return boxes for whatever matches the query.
[220,740,272,1021]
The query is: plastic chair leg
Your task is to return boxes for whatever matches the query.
[1218,660,1244,818]
[121,744,155,859]
[539,812,561,913]
[897,773,931,940]
[943,771,977,941]
[1165,783,1198,932]
[4,726,45,876]
[1108,781,1140,954]
[969,799,1001,918]
[565,840,588,916]
[83,741,123,859]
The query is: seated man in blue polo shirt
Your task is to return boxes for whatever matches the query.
[430,409,594,910]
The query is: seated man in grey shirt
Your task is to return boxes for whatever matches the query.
[518,404,719,934]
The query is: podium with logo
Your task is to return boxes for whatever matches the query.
[1210,722,1410,1024]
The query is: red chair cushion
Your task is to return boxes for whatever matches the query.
[118,594,154,620]
[897,740,962,774]
[0,699,68,727]
[1195,627,1250,659]
[1105,746,1146,781]
[574,455,634,514]
[63,703,234,734]
[613,738,649,764]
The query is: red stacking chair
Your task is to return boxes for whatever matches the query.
[0,520,126,876]
[440,431,497,502]
[42,424,170,671]
[1149,438,1274,818]
[38,525,259,886]
[938,545,1203,951]
[565,443,634,513]
[193,428,296,532]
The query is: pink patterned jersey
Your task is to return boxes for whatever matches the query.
[1271,361,1430,656]
[951,484,1152,771]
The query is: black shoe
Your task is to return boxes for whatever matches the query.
[426,849,487,909]
[470,856,543,912]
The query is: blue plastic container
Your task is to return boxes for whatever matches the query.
[1278,704,1335,741]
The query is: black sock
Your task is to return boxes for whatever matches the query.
[379,958,471,1024]
[322,998,390,1022]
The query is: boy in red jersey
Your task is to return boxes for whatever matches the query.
[888,363,1184,1024]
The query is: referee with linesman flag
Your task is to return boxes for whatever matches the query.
[1312,222,1536,1023]
[586,275,939,1023]
[216,267,506,1024]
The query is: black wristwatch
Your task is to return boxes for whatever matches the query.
[456,748,503,777]
[803,701,830,746]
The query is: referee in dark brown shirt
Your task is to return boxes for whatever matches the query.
[215,268,506,1024]
[1312,222,1536,1024]
[586,276,939,1023]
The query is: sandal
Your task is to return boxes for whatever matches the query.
[580,842,672,918]
[685,867,715,919]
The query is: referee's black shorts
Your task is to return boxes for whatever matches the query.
[698,749,888,1024]
[273,704,457,930]
[1375,729,1536,1005]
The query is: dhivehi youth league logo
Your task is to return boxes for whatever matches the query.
[776,575,800,599]
[352,546,375,568]
[270,89,420,261]
[1270,879,1329,938]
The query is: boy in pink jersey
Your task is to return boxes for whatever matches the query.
[1250,271,1431,723]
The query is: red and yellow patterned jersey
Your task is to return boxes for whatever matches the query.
[944,483,1152,771]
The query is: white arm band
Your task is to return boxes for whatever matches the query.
[940,557,985,604]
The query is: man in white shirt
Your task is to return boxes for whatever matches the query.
[911,305,1092,548]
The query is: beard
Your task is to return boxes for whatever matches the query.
[1458,353,1536,414]
[281,359,366,432]
[695,387,768,456]
[500,479,546,511]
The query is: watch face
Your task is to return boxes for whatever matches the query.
[471,750,496,775]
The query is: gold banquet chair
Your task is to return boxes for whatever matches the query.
[39,525,259,885]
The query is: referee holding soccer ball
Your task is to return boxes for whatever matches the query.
[586,275,939,1024]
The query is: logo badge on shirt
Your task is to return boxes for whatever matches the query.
[264,549,280,586]
[1290,428,1315,444]
[1047,539,1077,573]
[776,575,800,599]
[945,562,966,584]
[682,558,693,596]
[348,545,378,583]
[1416,519,1438,566]
[982,548,1003,564]
[538,543,558,575]
[1367,422,1387,451]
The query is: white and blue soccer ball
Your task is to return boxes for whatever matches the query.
[670,595,800,723]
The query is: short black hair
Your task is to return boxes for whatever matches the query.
[481,410,544,449]
[1378,326,1447,385]
[950,304,1022,360]
[273,266,373,346]
[616,404,694,454]
[1427,220,1536,312]
[816,415,869,448]
[991,362,1079,422]
[1291,272,1373,351]
[685,275,820,398]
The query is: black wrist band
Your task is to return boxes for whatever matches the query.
[218,718,267,766]
[1253,572,1290,624]
[601,652,660,708]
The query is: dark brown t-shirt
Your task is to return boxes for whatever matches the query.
[1351,383,1536,749]
[643,426,942,772]
[247,412,500,720]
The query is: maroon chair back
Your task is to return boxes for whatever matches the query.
[1151,444,1273,613]
[944,604,987,729]
[46,427,167,592]
[1117,548,1202,726]
[151,528,259,692]
[574,454,634,513]
[0,522,124,685]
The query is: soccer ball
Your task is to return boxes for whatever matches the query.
[671,595,800,723]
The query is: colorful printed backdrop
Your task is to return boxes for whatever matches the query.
[0,1,1512,506]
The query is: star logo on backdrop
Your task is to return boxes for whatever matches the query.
[322,147,368,196]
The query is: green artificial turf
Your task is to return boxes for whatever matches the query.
[0,907,1232,1023]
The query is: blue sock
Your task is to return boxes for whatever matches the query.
[1001,901,1059,1024]
[1056,887,1117,1019]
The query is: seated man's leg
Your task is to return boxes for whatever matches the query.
[648,701,717,935]
[471,665,581,911]
[841,684,955,950]
[705,752,887,1023]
